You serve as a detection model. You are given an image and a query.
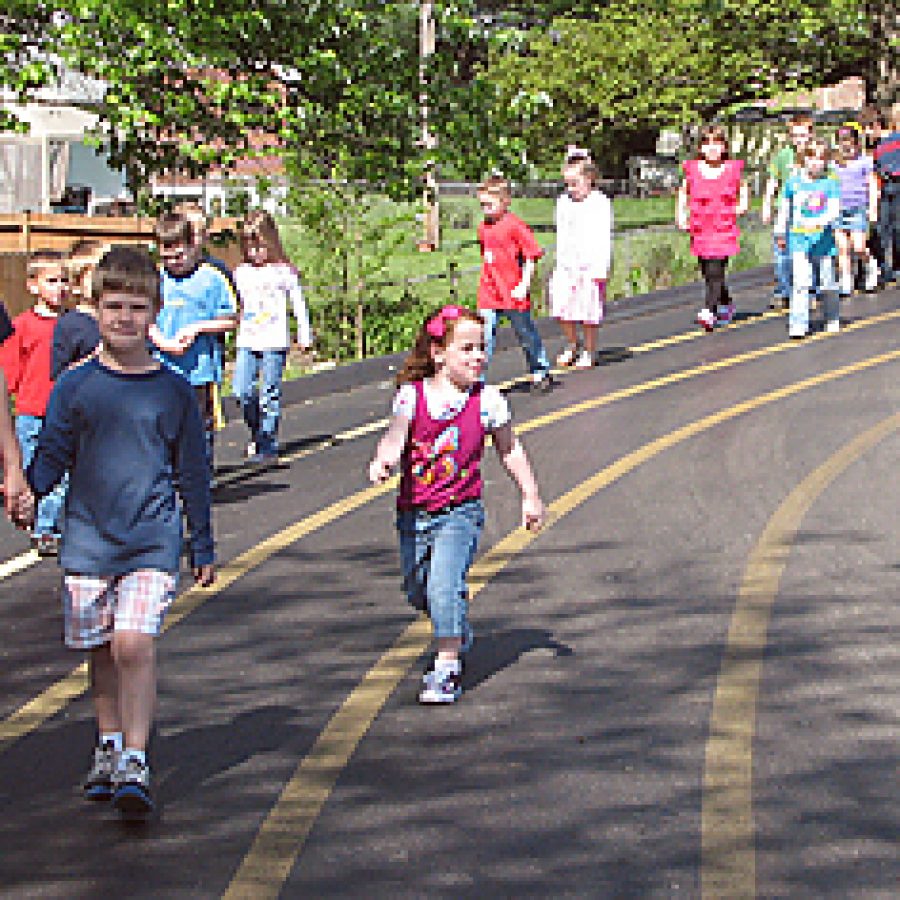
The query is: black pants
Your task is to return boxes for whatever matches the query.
[699,257,731,312]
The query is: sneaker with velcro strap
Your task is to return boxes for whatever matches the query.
[83,742,119,802]
[113,756,154,819]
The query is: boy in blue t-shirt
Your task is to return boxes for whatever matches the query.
[20,245,215,820]
[774,138,841,338]
[150,212,238,471]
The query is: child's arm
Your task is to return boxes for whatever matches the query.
[491,422,544,531]
[774,188,790,250]
[867,169,879,223]
[736,179,750,216]
[368,413,412,484]
[23,380,74,520]
[676,181,690,231]
[0,371,30,522]
[761,175,780,224]
[173,392,216,586]
[510,258,536,301]
[289,276,313,349]
[594,195,613,281]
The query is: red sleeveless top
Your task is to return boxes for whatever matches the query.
[397,381,485,512]
[683,158,743,258]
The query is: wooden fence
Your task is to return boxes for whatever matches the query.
[0,213,239,316]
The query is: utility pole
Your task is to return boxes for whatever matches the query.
[418,1,439,251]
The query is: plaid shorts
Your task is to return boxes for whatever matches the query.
[62,570,178,649]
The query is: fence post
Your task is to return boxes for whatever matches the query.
[355,279,364,360]
[21,211,30,257]
[448,259,459,302]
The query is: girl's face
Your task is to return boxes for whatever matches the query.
[837,134,859,158]
[245,239,270,267]
[432,318,485,388]
[700,138,727,163]
[563,166,592,202]
[803,152,827,179]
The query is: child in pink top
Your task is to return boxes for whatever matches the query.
[369,305,544,704]
[677,124,749,331]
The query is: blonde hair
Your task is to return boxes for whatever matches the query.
[67,239,105,300]
[397,306,484,385]
[240,210,289,265]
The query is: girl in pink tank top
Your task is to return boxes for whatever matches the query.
[677,124,749,332]
[369,305,544,704]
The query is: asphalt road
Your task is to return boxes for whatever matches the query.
[0,279,897,898]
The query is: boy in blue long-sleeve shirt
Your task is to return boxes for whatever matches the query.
[21,245,215,820]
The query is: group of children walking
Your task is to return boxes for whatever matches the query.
[0,103,897,821]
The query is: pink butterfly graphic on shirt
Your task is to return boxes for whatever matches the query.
[410,426,459,486]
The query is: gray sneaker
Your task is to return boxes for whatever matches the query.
[83,742,119,801]
[113,756,153,819]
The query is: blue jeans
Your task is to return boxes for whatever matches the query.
[773,236,792,299]
[16,414,66,537]
[876,184,899,284]
[790,252,838,333]
[479,309,550,378]
[397,499,483,640]
[233,349,287,455]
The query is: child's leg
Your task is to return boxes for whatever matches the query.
[835,229,852,293]
[583,323,600,355]
[789,250,812,335]
[91,642,121,734]
[233,348,262,444]
[194,385,216,474]
[257,349,287,456]
[773,234,792,302]
[479,309,498,370]
[817,255,840,326]
[426,502,483,662]
[112,631,156,752]
[700,257,727,311]
[507,310,550,377]
[558,320,579,351]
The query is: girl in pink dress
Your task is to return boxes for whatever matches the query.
[677,125,749,331]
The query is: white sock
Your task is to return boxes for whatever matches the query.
[100,732,123,752]
[120,748,147,769]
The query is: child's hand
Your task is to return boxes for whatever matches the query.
[368,456,394,484]
[522,493,545,532]
[193,564,216,587]
[775,235,787,251]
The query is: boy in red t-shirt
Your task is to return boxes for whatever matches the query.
[0,250,69,554]
[476,176,552,392]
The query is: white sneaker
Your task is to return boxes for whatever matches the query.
[419,664,461,704]
[825,319,840,333]
[574,350,595,369]
[245,441,257,459]
[788,325,808,339]
[696,308,716,332]
[555,346,577,367]
[864,258,879,292]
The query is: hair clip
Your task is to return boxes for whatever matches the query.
[426,304,465,339]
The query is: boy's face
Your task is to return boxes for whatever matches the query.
[28,264,69,309]
[97,292,158,355]
[478,192,508,221]
[563,167,592,201]
[159,240,200,277]
[803,152,827,179]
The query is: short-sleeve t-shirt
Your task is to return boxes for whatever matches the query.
[157,260,238,385]
[477,212,544,311]
[393,381,510,431]
[782,172,840,255]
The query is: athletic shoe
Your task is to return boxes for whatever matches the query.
[574,350,595,369]
[83,742,118,802]
[555,346,577,367]
[770,295,786,310]
[31,533,60,557]
[696,308,716,332]
[825,319,840,333]
[716,303,736,325]
[531,373,555,394]
[113,757,153,819]
[419,665,462,704]
[864,258,879,293]
[245,441,257,459]
[788,326,808,339]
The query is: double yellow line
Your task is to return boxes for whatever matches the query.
[223,346,900,898]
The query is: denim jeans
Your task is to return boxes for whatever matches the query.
[233,348,287,455]
[16,414,66,537]
[773,235,792,299]
[875,184,899,284]
[479,309,550,377]
[790,252,838,333]
[397,499,484,640]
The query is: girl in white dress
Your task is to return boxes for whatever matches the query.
[549,149,613,368]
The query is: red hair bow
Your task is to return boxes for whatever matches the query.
[426,304,465,339]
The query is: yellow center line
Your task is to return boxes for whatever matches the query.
[223,347,900,899]
[2,308,899,754]
[701,412,900,899]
